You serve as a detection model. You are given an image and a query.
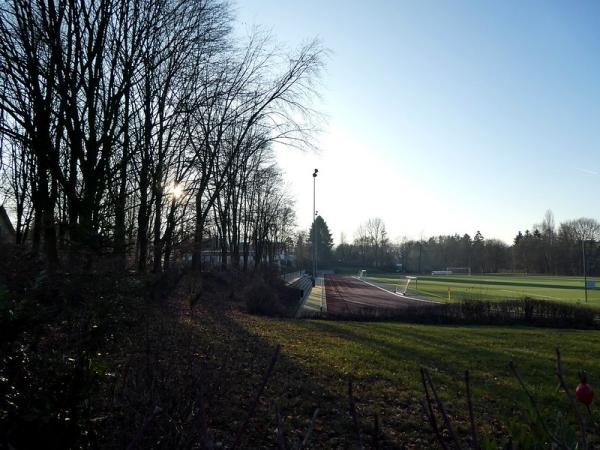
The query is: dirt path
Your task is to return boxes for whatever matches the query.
[324,275,436,315]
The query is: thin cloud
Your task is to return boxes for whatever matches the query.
[576,167,598,176]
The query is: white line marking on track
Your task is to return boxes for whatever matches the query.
[351,277,442,304]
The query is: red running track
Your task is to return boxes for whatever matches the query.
[324,274,434,315]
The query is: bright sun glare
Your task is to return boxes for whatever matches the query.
[169,182,184,200]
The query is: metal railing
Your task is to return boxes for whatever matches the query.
[281,270,305,284]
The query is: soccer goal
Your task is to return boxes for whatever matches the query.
[358,269,367,278]
[396,276,417,295]
[446,267,471,275]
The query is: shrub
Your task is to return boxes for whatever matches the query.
[244,275,303,317]
[0,285,9,322]
[245,278,282,316]
[325,298,600,329]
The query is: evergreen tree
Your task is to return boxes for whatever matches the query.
[308,215,334,266]
[514,231,524,245]
[472,230,485,273]
[473,230,484,244]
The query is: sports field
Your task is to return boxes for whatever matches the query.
[238,314,600,447]
[324,274,435,315]
[365,273,600,306]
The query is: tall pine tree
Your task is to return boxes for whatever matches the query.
[308,215,334,266]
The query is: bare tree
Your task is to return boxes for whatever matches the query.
[0,0,322,275]
[563,217,600,242]
[187,34,325,269]
[365,218,388,268]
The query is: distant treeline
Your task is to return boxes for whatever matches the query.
[314,212,600,276]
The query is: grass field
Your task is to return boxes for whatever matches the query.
[365,273,600,306]
[237,314,600,446]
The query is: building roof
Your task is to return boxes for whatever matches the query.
[0,206,16,235]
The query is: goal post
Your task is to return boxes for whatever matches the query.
[396,276,417,295]
[358,269,367,278]
[446,267,471,275]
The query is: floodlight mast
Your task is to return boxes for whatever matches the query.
[312,169,318,283]
[582,239,588,303]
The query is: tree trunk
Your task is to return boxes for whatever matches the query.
[192,192,204,270]
[152,184,163,273]
[113,94,130,270]
[162,200,177,271]
[137,178,150,272]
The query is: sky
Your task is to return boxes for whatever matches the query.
[234,0,600,245]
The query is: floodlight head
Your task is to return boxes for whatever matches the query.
[313,168,318,177]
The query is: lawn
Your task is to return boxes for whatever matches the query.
[235,314,600,446]
[6,267,599,448]
[365,273,600,306]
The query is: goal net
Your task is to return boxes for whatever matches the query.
[396,276,417,295]
[446,267,471,275]
[358,269,367,278]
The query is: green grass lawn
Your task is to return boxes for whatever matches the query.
[366,273,600,306]
[236,314,600,446]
